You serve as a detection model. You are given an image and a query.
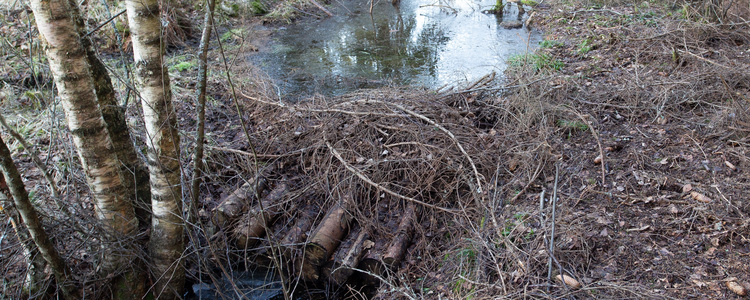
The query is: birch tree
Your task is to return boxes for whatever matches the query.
[126,0,186,297]
[27,0,146,297]
[0,193,48,298]
[0,136,77,299]
[67,0,153,227]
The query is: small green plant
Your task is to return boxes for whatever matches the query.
[220,28,244,43]
[508,53,564,72]
[171,61,195,72]
[539,39,562,48]
[525,228,535,241]
[557,119,589,131]
[249,0,268,14]
[577,39,594,54]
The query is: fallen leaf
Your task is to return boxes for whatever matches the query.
[726,281,747,296]
[683,184,693,193]
[690,191,712,203]
[556,274,581,288]
[724,161,736,171]
[692,279,708,288]
[363,240,375,249]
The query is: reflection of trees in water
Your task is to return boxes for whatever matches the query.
[344,8,450,83]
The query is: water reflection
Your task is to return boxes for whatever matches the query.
[252,0,541,99]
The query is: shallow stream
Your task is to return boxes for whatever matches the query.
[251,0,542,99]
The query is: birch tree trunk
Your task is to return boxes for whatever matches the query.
[126,0,185,297]
[0,136,77,299]
[0,193,48,298]
[28,0,145,297]
[68,0,152,228]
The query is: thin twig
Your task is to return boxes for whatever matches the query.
[355,99,485,195]
[207,145,317,159]
[572,110,606,185]
[0,114,61,201]
[547,163,559,285]
[83,9,126,37]
[326,141,457,214]
[509,158,544,203]
[309,0,334,16]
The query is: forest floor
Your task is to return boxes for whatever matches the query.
[0,0,749,299]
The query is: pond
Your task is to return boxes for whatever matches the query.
[250,0,543,99]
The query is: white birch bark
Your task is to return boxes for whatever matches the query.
[126,0,185,297]
[0,136,77,299]
[28,0,143,297]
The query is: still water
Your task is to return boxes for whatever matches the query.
[251,0,542,98]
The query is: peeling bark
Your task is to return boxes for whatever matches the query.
[66,0,152,229]
[279,207,315,259]
[28,0,142,297]
[321,225,371,286]
[233,182,288,249]
[213,176,267,228]
[301,196,352,282]
[382,203,417,269]
[126,0,185,296]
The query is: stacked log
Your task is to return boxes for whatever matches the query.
[357,245,387,287]
[321,225,372,286]
[278,207,317,282]
[301,195,353,282]
[357,203,418,286]
[232,182,289,249]
[382,203,417,269]
[212,176,267,229]
[279,207,316,259]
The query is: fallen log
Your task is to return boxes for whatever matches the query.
[301,195,353,282]
[321,225,372,286]
[212,176,267,228]
[232,182,288,249]
[357,245,387,287]
[279,207,316,259]
[382,203,417,269]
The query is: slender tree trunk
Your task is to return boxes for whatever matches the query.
[0,136,77,299]
[68,0,153,228]
[126,0,185,297]
[62,5,152,297]
[0,193,48,298]
[190,0,217,221]
[28,0,144,297]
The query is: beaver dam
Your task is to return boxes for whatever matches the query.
[187,0,750,294]
[179,0,750,295]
